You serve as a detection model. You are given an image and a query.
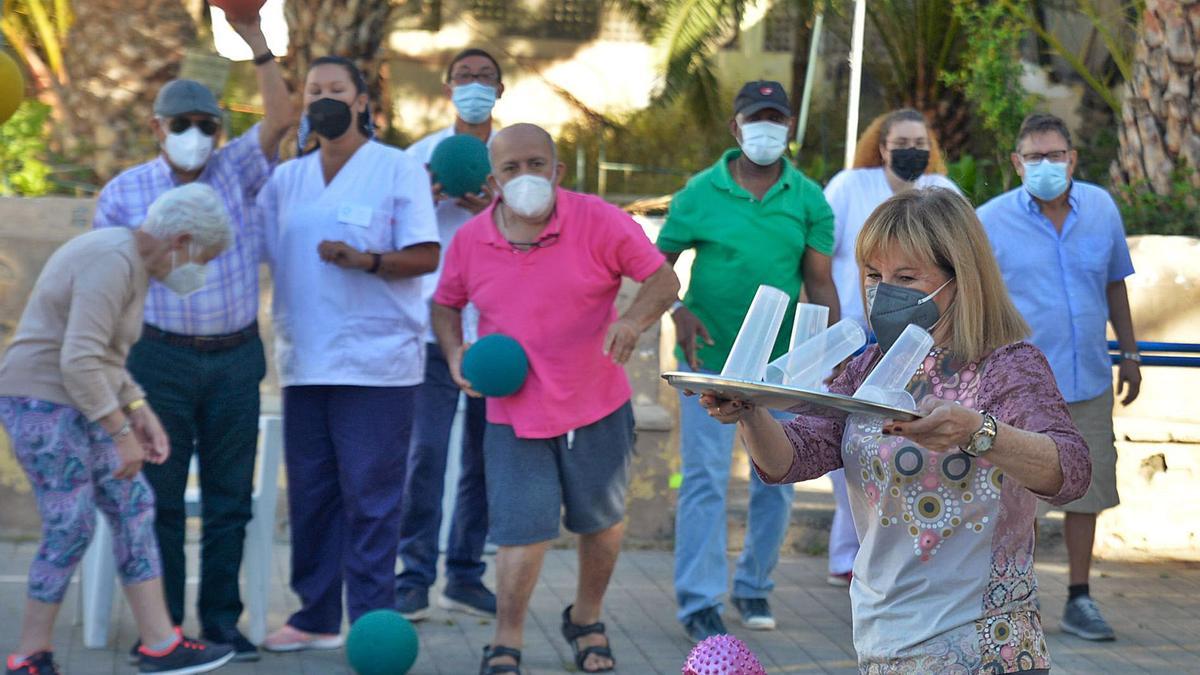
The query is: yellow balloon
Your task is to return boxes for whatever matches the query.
[0,50,25,125]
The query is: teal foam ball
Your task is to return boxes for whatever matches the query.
[429,133,491,197]
[463,333,529,397]
[346,609,419,675]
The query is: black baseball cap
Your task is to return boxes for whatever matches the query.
[734,80,791,116]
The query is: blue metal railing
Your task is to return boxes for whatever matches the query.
[1108,341,1200,367]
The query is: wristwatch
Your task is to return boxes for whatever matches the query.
[670,300,685,314]
[1121,351,1141,363]
[963,412,998,458]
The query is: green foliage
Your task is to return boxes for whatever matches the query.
[946,153,1008,207]
[0,100,53,196]
[943,0,1033,189]
[557,94,735,199]
[1115,168,1199,237]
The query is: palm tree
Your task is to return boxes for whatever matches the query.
[55,0,196,182]
[1110,0,1198,195]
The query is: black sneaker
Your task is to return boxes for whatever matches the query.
[732,596,776,631]
[682,606,728,643]
[138,630,234,674]
[6,652,61,675]
[395,586,431,622]
[202,625,260,663]
[438,582,497,618]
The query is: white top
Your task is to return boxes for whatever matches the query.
[258,141,439,387]
[406,126,490,344]
[824,167,960,330]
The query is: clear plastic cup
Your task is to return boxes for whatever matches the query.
[854,324,934,413]
[789,303,830,350]
[721,285,790,381]
[764,319,866,388]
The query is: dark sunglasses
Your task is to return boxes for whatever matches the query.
[168,117,220,136]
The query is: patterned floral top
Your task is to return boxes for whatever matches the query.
[761,342,1091,673]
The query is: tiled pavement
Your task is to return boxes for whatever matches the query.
[1,542,1197,674]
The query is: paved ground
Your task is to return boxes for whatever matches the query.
[2,542,1198,674]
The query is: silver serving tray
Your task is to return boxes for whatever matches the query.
[661,371,921,422]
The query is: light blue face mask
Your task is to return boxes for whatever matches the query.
[1022,159,1070,201]
[452,82,497,125]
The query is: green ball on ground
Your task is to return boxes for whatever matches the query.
[429,133,491,197]
[463,334,529,397]
[346,609,419,675]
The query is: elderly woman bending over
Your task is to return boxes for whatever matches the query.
[0,184,236,675]
[701,187,1091,674]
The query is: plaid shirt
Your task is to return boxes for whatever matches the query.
[93,124,274,336]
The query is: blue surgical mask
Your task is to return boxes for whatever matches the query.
[452,82,497,125]
[1022,160,1070,201]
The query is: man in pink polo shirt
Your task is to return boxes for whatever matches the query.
[433,123,679,674]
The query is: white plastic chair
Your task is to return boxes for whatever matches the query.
[78,414,283,647]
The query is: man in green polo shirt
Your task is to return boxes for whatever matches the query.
[658,80,840,642]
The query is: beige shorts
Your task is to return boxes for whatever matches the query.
[1044,388,1119,514]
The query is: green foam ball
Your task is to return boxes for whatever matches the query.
[463,333,529,398]
[429,133,491,198]
[346,609,419,675]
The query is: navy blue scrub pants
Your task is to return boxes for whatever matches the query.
[282,384,415,634]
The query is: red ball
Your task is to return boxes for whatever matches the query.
[682,635,766,675]
[210,0,267,22]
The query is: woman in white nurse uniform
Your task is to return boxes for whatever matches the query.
[257,56,440,651]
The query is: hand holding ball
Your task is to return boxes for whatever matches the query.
[0,50,25,126]
[346,609,419,675]
[429,134,491,198]
[462,334,528,397]
[209,0,267,22]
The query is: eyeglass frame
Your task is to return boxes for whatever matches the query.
[448,69,500,86]
[1020,150,1071,164]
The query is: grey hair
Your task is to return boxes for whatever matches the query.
[141,183,233,251]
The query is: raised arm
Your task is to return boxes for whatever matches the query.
[227,15,293,156]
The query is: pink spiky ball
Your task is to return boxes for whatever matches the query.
[682,634,766,675]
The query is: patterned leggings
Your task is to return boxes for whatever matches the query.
[0,397,161,603]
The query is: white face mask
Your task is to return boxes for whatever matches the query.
[163,127,214,172]
[163,246,208,297]
[738,121,789,166]
[452,82,497,125]
[501,173,556,219]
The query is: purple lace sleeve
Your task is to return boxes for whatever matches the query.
[754,348,880,484]
[978,342,1092,505]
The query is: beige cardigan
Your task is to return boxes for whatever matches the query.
[0,228,148,421]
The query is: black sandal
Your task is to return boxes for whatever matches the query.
[479,644,522,675]
[560,604,616,673]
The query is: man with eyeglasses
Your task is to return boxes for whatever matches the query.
[92,13,291,661]
[979,113,1141,643]
[434,123,679,674]
[392,47,504,623]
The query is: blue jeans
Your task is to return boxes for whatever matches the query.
[396,343,488,591]
[673,367,794,622]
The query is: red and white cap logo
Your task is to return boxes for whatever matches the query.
[760,86,774,95]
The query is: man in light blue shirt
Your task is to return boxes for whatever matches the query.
[978,113,1141,644]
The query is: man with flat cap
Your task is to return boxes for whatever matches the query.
[657,80,840,641]
[92,12,292,660]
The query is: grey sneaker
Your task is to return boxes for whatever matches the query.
[438,582,497,617]
[1060,595,1116,641]
[732,596,777,630]
[682,606,727,643]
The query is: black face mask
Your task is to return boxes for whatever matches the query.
[307,97,353,140]
[888,148,930,182]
